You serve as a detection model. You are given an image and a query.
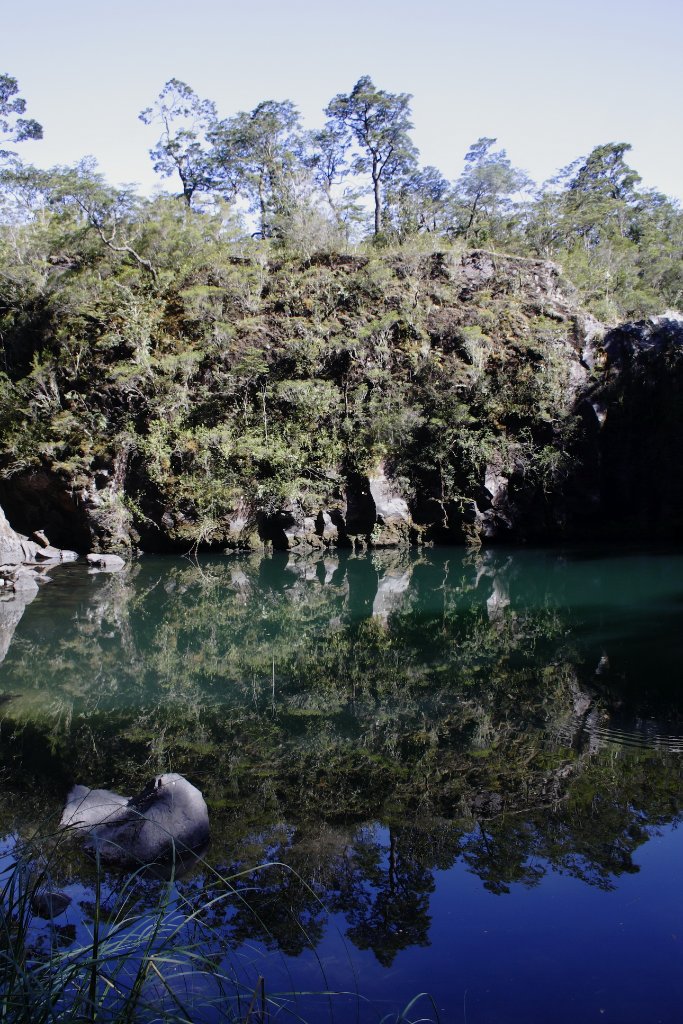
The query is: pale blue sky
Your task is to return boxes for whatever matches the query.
[3,0,682,200]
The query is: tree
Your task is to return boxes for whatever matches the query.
[562,142,642,244]
[140,79,219,209]
[0,74,42,156]
[211,100,305,238]
[451,138,529,246]
[45,160,157,279]
[306,123,361,233]
[385,164,450,239]
[324,76,418,236]
[568,142,641,205]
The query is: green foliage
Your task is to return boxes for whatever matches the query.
[0,73,42,155]
[139,78,220,209]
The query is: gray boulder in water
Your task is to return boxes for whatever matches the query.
[60,773,209,866]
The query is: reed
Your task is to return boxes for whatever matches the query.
[0,831,438,1024]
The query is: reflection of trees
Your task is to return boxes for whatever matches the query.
[328,827,433,966]
[1,549,683,964]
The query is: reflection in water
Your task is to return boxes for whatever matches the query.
[1,547,683,1021]
[0,584,36,665]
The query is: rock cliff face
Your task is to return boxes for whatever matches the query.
[576,312,683,540]
[0,247,680,552]
[0,503,78,634]
[0,503,39,565]
[0,506,45,663]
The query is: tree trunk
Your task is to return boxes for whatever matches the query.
[372,156,382,236]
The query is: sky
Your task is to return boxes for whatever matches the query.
[3,0,683,201]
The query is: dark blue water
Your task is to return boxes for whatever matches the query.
[1,547,682,1022]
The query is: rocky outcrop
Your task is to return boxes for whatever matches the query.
[0,504,79,665]
[2,238,681,552]
[258,502,325,552]
[1,503,78,588]
[256,465,414,552]
[345,465,413,548]
[0,503,41,566]
[0,472,95,553]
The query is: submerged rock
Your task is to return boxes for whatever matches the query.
[31,889,72,920]
[60,773,210,866]
[86,552,126,571]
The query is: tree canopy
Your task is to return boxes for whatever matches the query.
[0,69,680,319]
[324,76,418,236]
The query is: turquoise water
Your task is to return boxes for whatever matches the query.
[1,547,682,1021]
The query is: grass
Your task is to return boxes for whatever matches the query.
[0,830,439,1024]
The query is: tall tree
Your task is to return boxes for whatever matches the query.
[0,74,42,156]
[324,76,418,236]
[564,142,642,243]
[211,100,305,238]
[45,160,157,279]
[307,125,350,223]
[568,142,641,204]
[452,137,529,246]
[139,79,219,209]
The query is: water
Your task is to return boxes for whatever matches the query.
[1,547,683,1022]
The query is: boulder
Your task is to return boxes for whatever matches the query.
[1,503,79,565]
[316,509,343,545]
[60,772,210,866]
[368,468,412,546]
[0,505,39,565]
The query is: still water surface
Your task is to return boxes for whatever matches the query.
[1,547,682,1022]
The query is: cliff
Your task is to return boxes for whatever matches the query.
[0,244,680,552]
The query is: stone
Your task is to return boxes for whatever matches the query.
[0,505,36,565]
[60,773,210,866]
[34,545,66,561]
[86,553,126,571]
[368,469,412,546]
[1,504,79,575]
[258,504,323,551]
[316,510,340,545]
[10,569,40,595]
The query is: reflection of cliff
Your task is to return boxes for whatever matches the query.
[2,548,683,968]
[4,548,679,806]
